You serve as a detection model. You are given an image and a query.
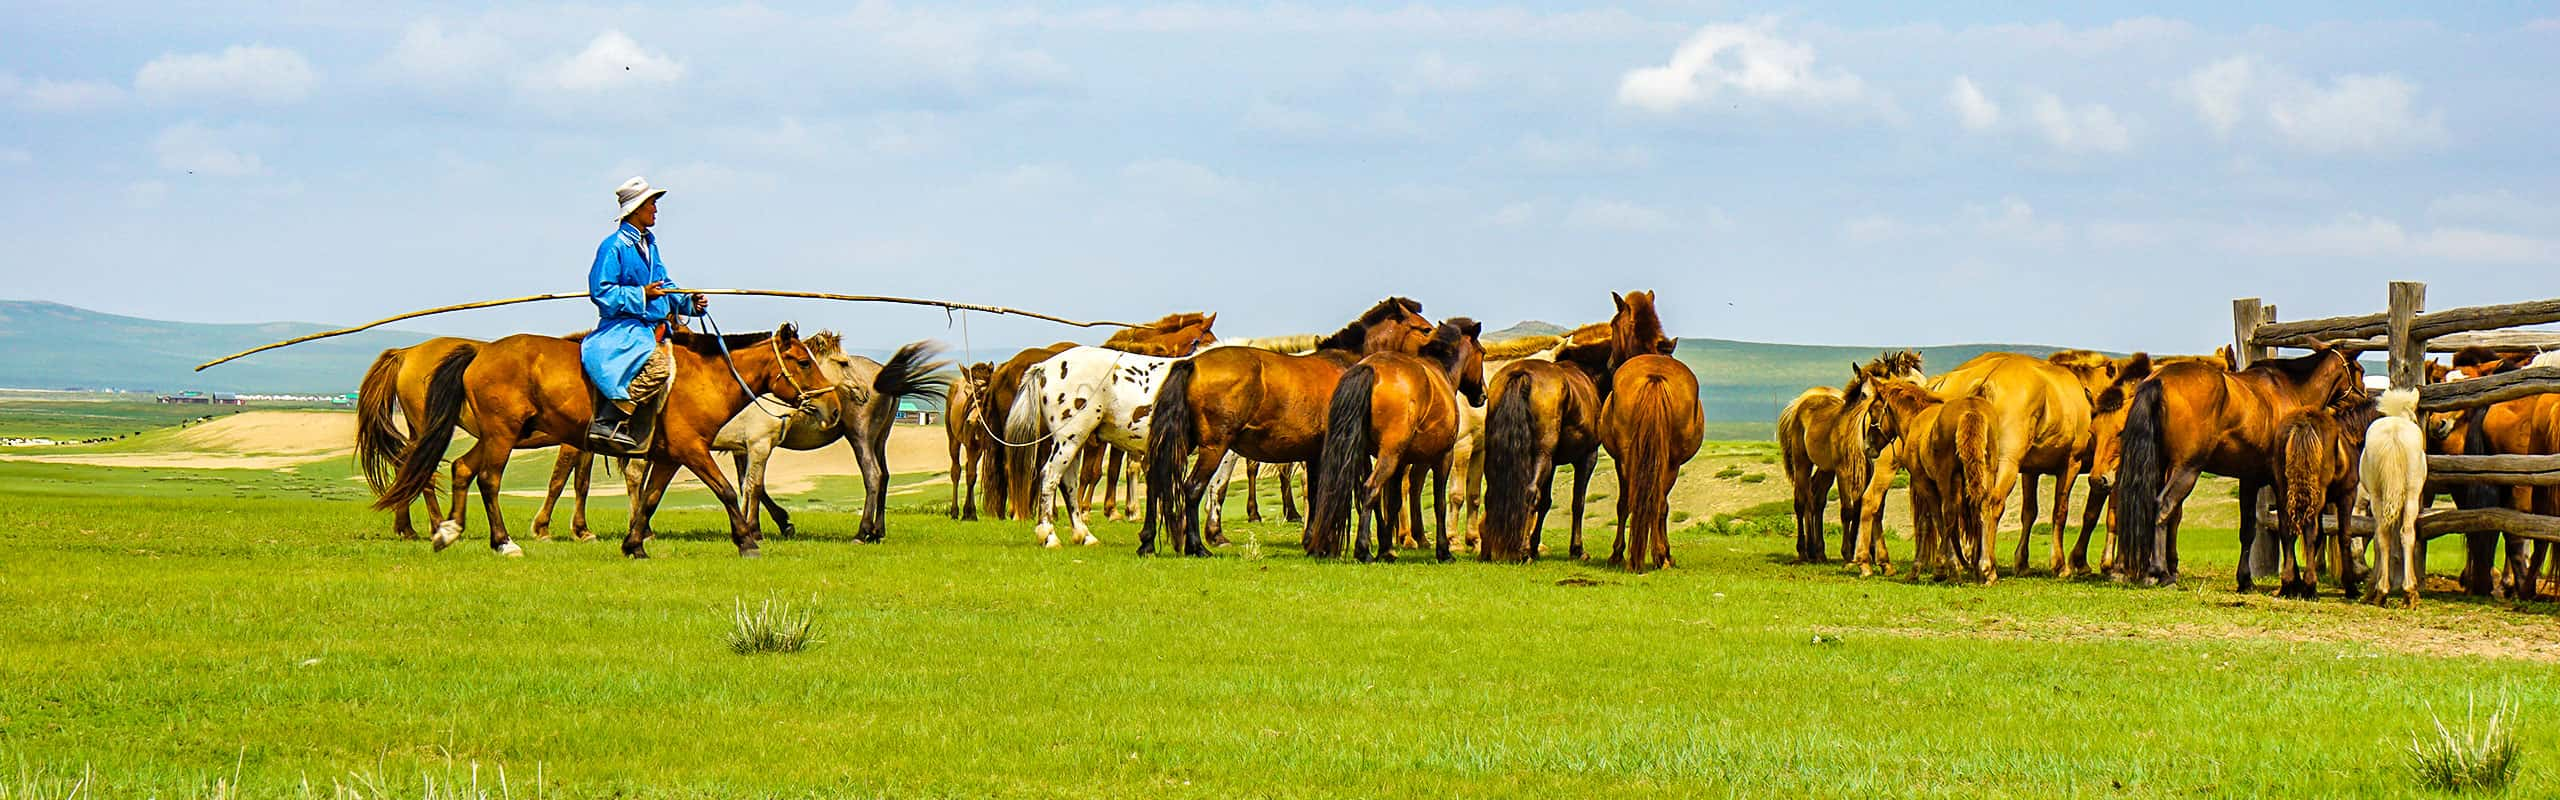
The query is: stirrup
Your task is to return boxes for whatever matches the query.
[586,420,642,455]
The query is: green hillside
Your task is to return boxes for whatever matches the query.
[0,301,437,394]
[1674,338,2073,425]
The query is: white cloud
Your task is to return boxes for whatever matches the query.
[136,44,316,105]
[2427,190,2560,231]
[1964,197,2067,245]
[1398,52,1483,94]
[1123,158,1241,196]
[1616,19,1877,114]
[8,77,125,112]
[154,122,267,176]
[380,19,509,87]
[2176,57,2446,155]
[2179,56,2255,137]
[1507,134,1651,171]
[1947,76,1999,132]
[2027,91,2131,154]
[125,180,170,209]
[525,31,683,92]
[2266,74,2446,155]
[2217,214,2554,264]
[1565,198,1673,232]
[1482,201,1540,227]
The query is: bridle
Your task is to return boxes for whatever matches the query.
[692,310,833,420]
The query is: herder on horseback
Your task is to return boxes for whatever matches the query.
[584,176,705,453]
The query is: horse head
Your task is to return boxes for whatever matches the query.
[1106,311,1220,357]
[760,322,834,408]
[1318,297,1434,354]
[1608,291,1674,367]
[1861,380,1939,461]
[1422,317,1487,406]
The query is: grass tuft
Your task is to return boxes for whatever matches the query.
[724,595,822,655]
[2406,697,2520,792]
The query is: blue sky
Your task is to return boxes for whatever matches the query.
[5,2,2556,356]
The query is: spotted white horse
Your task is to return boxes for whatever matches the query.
[1005,344,1245,548]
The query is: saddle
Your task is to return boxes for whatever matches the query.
[585,352,675,458]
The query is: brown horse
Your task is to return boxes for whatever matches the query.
[373,324,833,558]
[944,362,993,520]
[1778,351,1922,565]
[2436,351,2560,599]
[356,336,601,542]
[2113,345,2364,587]
[1478,356,1604,562]
[1142,298,1435,556]
[1851,352,2098,581]
[1305,319,1486,561]
[1597,291,1696,574]
[1865,380,2003,581]
[2269,401,2373,598]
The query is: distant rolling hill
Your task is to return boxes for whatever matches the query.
[0,303,2076,424]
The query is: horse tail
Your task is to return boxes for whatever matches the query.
[875,341,952,404]
[1307,363,1378,557]
[1144,360,1200,534]
[1007,365,1048,452]
[2114,379,2168,579]
[2454,405,2500,509]
[1619,375,1679,572]
[1480,371,1539,561]
[1956,402,1994,519]
[354,347,408,493]
[2278,419,2324,537]
[373,345,474,511]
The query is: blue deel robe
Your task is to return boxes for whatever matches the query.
[581,222,693,400]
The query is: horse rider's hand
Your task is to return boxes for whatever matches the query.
[643,281,671,300]
[692,294,709,313]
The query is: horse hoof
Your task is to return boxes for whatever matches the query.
[497,542,524,558]
[778,525,798,540]
[738,549,760,558]
[1076,535,1100,547]
[626,550,649,560]
[1040,537,1061,549]
[576,531,596,543]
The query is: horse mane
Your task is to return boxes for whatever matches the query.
[1482,334,1563,360]
[668,327,785,356]
[2451,346,2502,369]
[1315,297,1423,352]
[1869,349,1925,380]
[2248,348,2339,382]
[1610,291,1670,365]
[1418,317,1481,369]
[2377,388,2420,420]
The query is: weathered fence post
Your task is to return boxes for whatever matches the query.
[2232,297,2285,578]
[2388,281,2427,391]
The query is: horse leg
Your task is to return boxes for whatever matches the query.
[960,440,982,521]
[2073,483,2107,576]
[948,432,966,519]
[2013,472,2039,576]
[756,443,798,540]
[1528,457,1558,558]
[1280,462,1303,523]
[1403,468,1426,550]
[534,447,575,540]
[672,446,759,557]
[2146,466,2202,586]
[624,459,682,559]
[1370,456,1408,563]
[569,448,594,541]
[2234,477,2265,593]
[1607,468,1633,569]
[1105,450,1126,522]
[730,450,766,540]
[2049,462,2079,578]
[1571,451,1597,562]
[1431,462,1454,562]
[1242,460,1263,523]
[1204,451,1240,548]
[1031,427,1080,548]
[1180,444,1231,557]
[1801,468,1834,564]
[469,441,525,557]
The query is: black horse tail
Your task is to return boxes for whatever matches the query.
[875,341,952,405]
[354,347,408,494]
[2454,405,2500,509]
[373,346,474,511]
[2113,378,2168,582]
[1305,363,1377,558]
[1480,371,1539,562]
[1143,359,1200,546]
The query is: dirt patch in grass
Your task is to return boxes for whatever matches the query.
[1817,593,2560,663]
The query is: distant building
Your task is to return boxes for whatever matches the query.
[897,398,938,426]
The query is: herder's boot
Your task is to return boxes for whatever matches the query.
[586,401,640,454]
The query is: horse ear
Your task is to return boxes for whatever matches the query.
[1660,337,1678,353]
[1203,312,1217,329]
[2215,345,2236,370]
[1612,291,1627,312]
[778,322,799,341]
[1461,318,1483,338]
[2120,352,2153,382]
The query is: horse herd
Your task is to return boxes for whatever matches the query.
[353,291,1705,572]
[1785,340,2560,607]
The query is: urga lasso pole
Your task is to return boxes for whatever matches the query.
[193,289,1144,371]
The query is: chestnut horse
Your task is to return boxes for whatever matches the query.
[1305,319,1486,561]
[2268,400,2374,599]
[356,336,601,542]
[1865,380,2002,581]
[1597,291,1696,574]
[944,362,993,520]
[373,324,834,558]
[2113,345,2364,587]
[2436,350,2560,599]
[1777,350,1922,565]
[1142,298,1435,556]
[1478,349,1608,562]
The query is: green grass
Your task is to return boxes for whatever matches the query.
[0,395,271,441]
[3,455,2558,798]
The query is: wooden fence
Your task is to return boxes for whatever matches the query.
[2232,282,2560,573]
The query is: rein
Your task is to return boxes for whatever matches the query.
[691,311,830,420]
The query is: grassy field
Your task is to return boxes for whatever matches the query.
[5,423,2559,799]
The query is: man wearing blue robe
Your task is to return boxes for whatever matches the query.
[584,176,703,452]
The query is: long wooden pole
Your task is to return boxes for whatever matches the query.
[193,289,1141,372]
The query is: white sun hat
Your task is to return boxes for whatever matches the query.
[613,176,668,221]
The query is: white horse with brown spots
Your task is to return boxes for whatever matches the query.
[1005,345,1241,547]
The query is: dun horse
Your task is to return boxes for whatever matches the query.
[1865,380,2002,581]
[1777,350,1921,565]
[713,338,949,542]
[1142,298,1435,557]
[1597,291,1697,574]
[2113,345,2363,587]
[1477,344,1605,562]
[944,362,993,520]
[374,325,834,558]
[357,335,601,542]
[1305,319,1485,561]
